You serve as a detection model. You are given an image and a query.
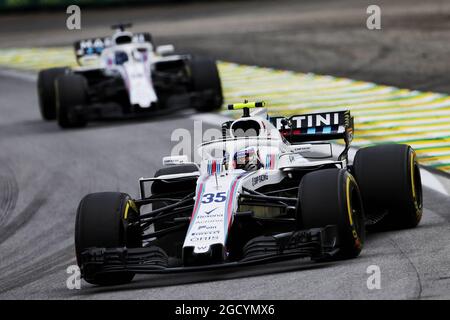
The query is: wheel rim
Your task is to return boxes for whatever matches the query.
[346,175,364,250]
[410,152,423,220]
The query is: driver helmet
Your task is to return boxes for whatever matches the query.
[132,48,148,62]
[233,147,262,171]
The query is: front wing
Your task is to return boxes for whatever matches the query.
[79,226,338,279]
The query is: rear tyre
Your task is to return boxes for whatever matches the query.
[75,192,141,286]
[37,67,68,120]
[56,74,88,128]
[353,144,423,231]
[189,57,223,112]
[297,168,365,259]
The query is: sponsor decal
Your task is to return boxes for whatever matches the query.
[194,245,209,252]
[293,145,312,153]
[76,34,150,57]
[252,174,269,186]
[205,207,219,215]
[196,213,223,219]
[291,113,340,129]
[275,112,342,130]
[191,230,220,236]
[189,235,220,242]
[194,219,223,224]
[198,225,217,230]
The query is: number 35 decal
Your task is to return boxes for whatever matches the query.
[202,192,227,204]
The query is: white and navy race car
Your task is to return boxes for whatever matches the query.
[37,23,223,128]
[74,101,422,285]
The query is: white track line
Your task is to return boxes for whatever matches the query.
[0,68,36,82]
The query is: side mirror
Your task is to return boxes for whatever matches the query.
[163,155,189,166]
[156,44,175,56]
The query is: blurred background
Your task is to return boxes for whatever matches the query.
[1,0,450,92]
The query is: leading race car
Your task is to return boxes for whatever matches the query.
[37,23,223,128]
[75,101,423,285]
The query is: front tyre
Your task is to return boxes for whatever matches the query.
[297,168,365,259]
[56,74,88,128]
[75,192,141,286]
[37,67,68,120]
[353,144,423,231]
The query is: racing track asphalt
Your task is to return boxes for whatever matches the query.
[1,0,450,299]
[0,74,449,299]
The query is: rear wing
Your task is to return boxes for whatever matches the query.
[269,110,354,144]
[73,32,153,64]
[270,110,353,162]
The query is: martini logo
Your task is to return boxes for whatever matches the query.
[275,112,342,130]
[291,113,340,128]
